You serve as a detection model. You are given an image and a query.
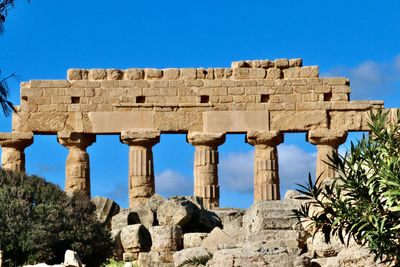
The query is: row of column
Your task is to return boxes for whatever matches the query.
[0,130,348,209]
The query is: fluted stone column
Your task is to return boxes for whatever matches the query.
[58,132,96,197]
[187,132,225,209]
[0,132,33,172]
[246,131,284,202]
[307,130,348,184]
[121,129,161,208]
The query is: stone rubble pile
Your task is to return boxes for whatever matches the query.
[92,191,390,267]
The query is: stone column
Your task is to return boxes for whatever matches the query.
[0,132,33,172]
[307,130,348,184]
[187,132,225,209]
[57,132,96,197]
[246,131,284,202]
[120,129,161,208]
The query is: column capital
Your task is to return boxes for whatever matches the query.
[120,129,161,147]
[246,131,283,147]
[57,132,96,149]
[187,132,226,147]
[307,129,348,146]
[0,132,33,149]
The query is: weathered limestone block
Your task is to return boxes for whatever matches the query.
[0,132,33,172]
[183,233,209,248]
[111,209,140,231]
[120,224,152,253]
[246,131,283,202]
[211,208,245,241]
[125,69,144,80]
[89,69,107,80]
[245,229,306,252]
[57,132,96,197]
[91,196,120,226]
[107,69,124,80]
[157,197,197,227]
[67,69,88,80]
[111,229,123,260]
[138,251,174,266]
[146,193,166,213]
[201,227,233,253]
[187,132,226,209]
[131,205,154,228]
[120,129,160,208]
[270,110,328,131]
[149,225,183,252]
[307,129,347,183]
[205,247,305,267]
[64,250,82,267]
[243,201,302,235]
[173,247,210,267]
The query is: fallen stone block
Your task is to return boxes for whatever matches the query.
[205,247,304,267]
[111,209,140,231]
[91,196,120,226]
[111,229,123,260]
[120,224,152,253]
[149,225,183,252]
[184,233,209,248]
[157,197,197,227]
[212,208,245,241]
[131,205,154,229]
[243,200,301,238]
[201,227,233,253]
[138,251,175,266]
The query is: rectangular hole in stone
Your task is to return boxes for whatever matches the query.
[200,95,209,103]
[347,93,350,101]
[71,96,80,104]
[136,96,146,103]
[260,94,270,103]
[324,93,332,101]
[21,96,28,101]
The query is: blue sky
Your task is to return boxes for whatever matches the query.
[1,0,400,208]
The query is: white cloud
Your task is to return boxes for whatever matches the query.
[219,151,254,193]
[155,169,193,197]
[322,54,400,100]
[278,144,316,189]
[219,145,317,194]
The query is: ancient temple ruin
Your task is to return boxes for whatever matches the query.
[0,58,385,209]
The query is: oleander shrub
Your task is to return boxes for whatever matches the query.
[0,168,113,266]
[295,109,400,265]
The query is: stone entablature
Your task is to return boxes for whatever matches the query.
[15,58,382,134]
[0,58,389,208]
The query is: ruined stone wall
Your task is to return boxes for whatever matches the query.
[14,58,383,134]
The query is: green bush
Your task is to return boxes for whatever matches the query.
[0,168,114,266]
[295,109,400,264]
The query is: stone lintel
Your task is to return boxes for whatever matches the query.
[307,129,348,146]
[203,111,269,133]
[0,132,33,148]
[88,112,154,134]
[246,131,283,147]
[120,129,161,147]
[187,132,226,147]
[57,132,96,148]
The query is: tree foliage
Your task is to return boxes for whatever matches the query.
[0,168,114,266]
[295,109,400,265]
